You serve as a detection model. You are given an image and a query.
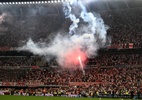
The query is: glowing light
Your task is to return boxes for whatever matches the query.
[54,0,57,3]
[78,56,85,75]
[0,1,63,5]
[78,56,83,68]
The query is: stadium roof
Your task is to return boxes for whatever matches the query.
[0,0,141,12]
[86,0,142,12]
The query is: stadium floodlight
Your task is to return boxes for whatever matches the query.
[51,1,54,3]
[48,1,51,3]
[45,1,47,3]
[54,0,57,3]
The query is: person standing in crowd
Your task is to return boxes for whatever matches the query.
[130,90,134,99]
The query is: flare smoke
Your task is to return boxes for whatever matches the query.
[20,0,109,69]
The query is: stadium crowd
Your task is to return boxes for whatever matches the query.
[1,52,142,67]
[101,8,142,48]
[0,3,142,99]
[0,66,142,96]
[87,53,142,66]
[0,14,60,47]
[0,57,34,66]
[0,8,142,48]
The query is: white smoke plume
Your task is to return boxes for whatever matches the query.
[0,13,13,24]
[20,33,97,68]
[20,0,109,69]
[0,12,13,34]
[0,13,7,24]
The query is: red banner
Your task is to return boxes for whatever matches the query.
[2,82,15,86]
[26,81,44,87]
[0,47,11,51]
[2,82,44,86]
[31,66,39,69]
[129,43,134,49]
[16,82,26,86]
[69,82,114,86]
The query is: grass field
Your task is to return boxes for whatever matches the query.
[0,95,131,100]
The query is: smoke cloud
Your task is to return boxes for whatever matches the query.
[20,0,109,70]
[0,13,8,24]
[0,12,14,35]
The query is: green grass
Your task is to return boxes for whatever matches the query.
[0,95,131,100]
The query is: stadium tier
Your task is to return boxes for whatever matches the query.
[0,1,141,49]
[0,0,142,100]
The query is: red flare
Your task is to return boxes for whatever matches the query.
[63,48,87,69]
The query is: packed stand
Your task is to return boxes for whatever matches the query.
[0,7,142,49]
[0,14,60,47]
[0,57,37,66]
[0,67,142,98]
[87,53,142,66]
[100,8,142,48]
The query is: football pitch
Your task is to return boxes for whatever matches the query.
[0,95,131,100]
